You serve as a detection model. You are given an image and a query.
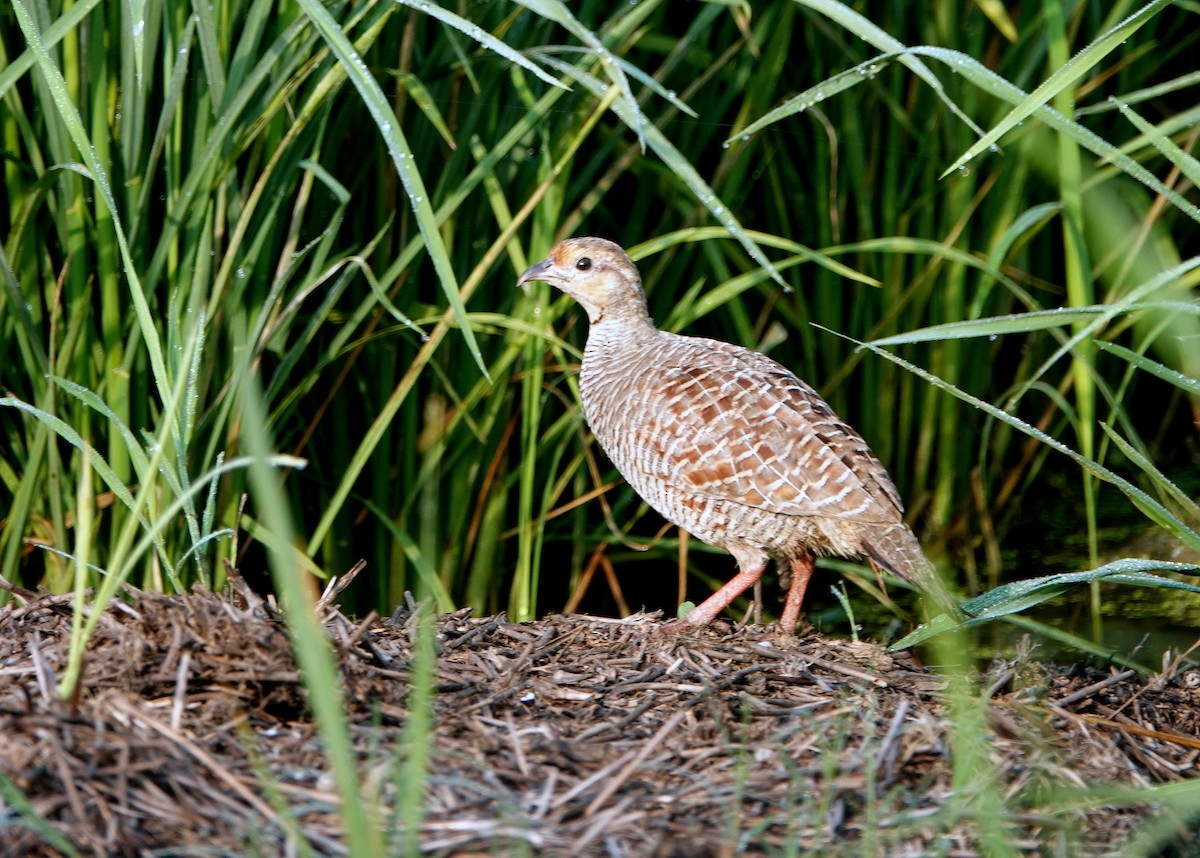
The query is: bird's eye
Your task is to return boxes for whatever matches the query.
[576,257,592,271]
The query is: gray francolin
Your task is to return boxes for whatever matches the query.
[518,237,953,633]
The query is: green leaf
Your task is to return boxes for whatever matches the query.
[399,0,569,92]
[1111,97,1200,190]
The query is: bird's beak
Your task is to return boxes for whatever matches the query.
[517,258,553,293]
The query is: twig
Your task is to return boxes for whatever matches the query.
[1055,669,1135,708]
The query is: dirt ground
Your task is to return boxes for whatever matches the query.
[1,577,1198,856]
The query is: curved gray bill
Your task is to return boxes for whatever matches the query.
[516,258,552,293]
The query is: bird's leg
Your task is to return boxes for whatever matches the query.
[679,557,767,628]
[779,555,815,635]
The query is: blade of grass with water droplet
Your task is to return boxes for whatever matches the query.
[1112,98,1200,189]
[937,0,1176,177]
[794,0,986,138]
[517,0,647,148]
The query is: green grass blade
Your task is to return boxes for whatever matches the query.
[0,771,81,857]
[869,308,1114,346]
[0,396,139,513]
[239,373,382,857]
[729,50,906,143]
[0,0,102,100]
[1098,423,1200,522]
[1079,70,1200,115]
[632,228,878,286]
[361,498,455,612]
[793,0,986,137]
[390,70,458,149]
[532,46,699,117]
[891,45,1200,223]
[1112,98,1200,189]
[941,0,1174,177]
[894,560,1200,649]
[191,0,227,108]
[295,0,489,377]
[842,332,1200,553]
[517,0,648,148]
[1096,340,1200,395]
[12,0,173,408]
[399,0,568,92]
[538,56,785,288]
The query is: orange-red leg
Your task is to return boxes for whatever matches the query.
[779,555,814,635]
[680,558,767,628]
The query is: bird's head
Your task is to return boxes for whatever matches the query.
[517,237,649,325]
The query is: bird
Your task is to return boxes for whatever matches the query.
[518,236,954,633]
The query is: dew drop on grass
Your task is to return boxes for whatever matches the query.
[132,20,144,37]
[236,267,247,279]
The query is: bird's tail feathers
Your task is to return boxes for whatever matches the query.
[865,524,959,618]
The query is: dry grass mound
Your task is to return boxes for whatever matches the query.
[1,583,1196,855]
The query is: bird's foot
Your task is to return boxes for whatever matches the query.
[651,617,707,638]
[772,617,813,642]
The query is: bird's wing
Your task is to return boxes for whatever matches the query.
[634,338,904,525]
